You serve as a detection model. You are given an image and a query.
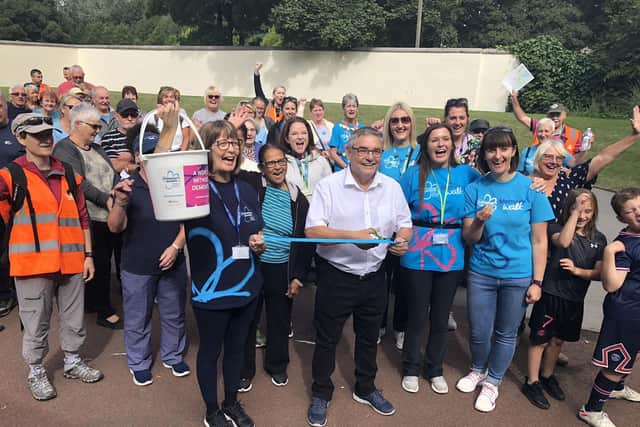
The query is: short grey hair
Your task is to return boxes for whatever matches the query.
[533,138,570,173]
[347,127,382,147]
[342,93,359,108]
[10,84,24,92]
[92,86,108,98]
[536,117,555,131]
[69,102,100,131]
[70,65,84,74]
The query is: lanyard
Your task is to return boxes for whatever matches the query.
[430,168,451,225]
[295,155,309,190]
[392,146,414,175]
[209,180,242,241]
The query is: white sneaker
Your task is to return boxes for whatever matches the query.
[610,385,640,402]
[377,327,386,345]
[456,370,487,393]
[578,406,617,427]
[447,312,457,331]
[430,376,449,394]
[401,376,419,393]
[394,331,405,351]
[474,382,499,412]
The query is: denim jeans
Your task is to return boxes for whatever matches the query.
[467,270,530,385]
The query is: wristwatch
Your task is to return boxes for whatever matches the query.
[84,251,94,258]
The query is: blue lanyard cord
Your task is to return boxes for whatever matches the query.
[209,180,242,240]
[264,236,397,245]
[295,156,309,190]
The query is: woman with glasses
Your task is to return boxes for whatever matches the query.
[329,93,365,171]
[53,102,122,329]
[192,86,226,130]
[399,124,480,394]
[457,127,554,412]
[53,93,82,143]
[239,143,313,392]
[266,97,299,145]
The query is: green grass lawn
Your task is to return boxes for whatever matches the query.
[3,88,637,189]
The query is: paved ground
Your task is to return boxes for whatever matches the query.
[1,187,637,427]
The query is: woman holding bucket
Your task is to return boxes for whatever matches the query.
[107,128,190,387]
[154,106,265,427]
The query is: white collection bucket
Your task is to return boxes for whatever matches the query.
[139,109,210,221]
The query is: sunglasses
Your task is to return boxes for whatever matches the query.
[208,94,221,100]
[119,110,139,119]
[389,116,411,125]
[283,96,298,105]
[484,126,513,136]
[11,92,27,97]
[81,121,102,131]
[21,117,53,126]
[445,98,468,108]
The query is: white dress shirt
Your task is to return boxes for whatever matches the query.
[305,167,412,276]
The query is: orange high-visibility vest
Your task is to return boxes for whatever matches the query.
[533,125,583,155]
[266,102,282,123]
[0,168,85,277]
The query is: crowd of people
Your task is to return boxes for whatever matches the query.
[0,63,639,427]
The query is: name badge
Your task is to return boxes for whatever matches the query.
[232,245,250,260]
[432,230,448,245]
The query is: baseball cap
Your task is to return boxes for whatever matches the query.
[469,119,490,133]
[547,103,567,114]
[11,113,54,135]
[116,99,138,115]
[133,131,159,154]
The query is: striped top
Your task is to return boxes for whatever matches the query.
[260,185,293,264]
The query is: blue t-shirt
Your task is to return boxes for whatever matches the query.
[329,121,364,171]
[604,230,640,320]
[0,125,25,168]
[185,178,264,310]
[518,145,573,176]
[260,186,293,264]
[400,164,480,272]
[464,172,555,278]
[379,144,421,183]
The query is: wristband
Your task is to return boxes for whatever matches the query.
[531,279,542,288]
[84,251,93,258]
[171,243,183,252]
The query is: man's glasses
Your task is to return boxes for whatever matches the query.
[350,146,382,157]
[214,138,242,150]
[389,116,411,125]
[21,117,53,126]
[208,94,221,100]
[11,92,26,97]
[262,158,287,169]
[81,121,102,131]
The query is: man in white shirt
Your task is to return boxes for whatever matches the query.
[305,127,412,426]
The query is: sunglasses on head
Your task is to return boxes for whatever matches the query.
[445,98,468,109]
[484,126,513,136]
[22,117,53,126]
[389,116,411,125]
[283,96,298,105]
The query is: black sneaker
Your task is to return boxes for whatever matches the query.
[540,375,565,401]
[204,409,233,427]
[521,379,550,410]
[271,372,288,387]
[222,400,254,427]
[238,378,253,393]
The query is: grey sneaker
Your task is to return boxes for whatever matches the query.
[64,360,104,383]
[28,371,57,401]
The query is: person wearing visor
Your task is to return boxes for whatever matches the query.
[0,113,102,401]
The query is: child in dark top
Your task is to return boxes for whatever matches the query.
[522,189,606,410]
[578,188,640,427]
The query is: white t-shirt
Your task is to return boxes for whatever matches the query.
[154,108,190,151]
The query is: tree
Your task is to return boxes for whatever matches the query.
[272,0,387,49]
[0,0,69,42]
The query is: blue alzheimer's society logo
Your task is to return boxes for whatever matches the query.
[383,156,400,170]
[423,182,463,201]
[478,193,498,210]
[163,170,181,190]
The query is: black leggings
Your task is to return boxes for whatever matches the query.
[193,298,258,413]
[86,220,116,319]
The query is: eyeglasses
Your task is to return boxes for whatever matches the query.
[214,138,242,150]
[21,117,53,126]
[445,98,468,108]
[389,116,411,125]
[350,146,383,157]
[541,154,565,162]
[81,121,102,131]
[119,110,139,119]
[208,94,221,100]
[262,158,287,169]
[64,103,77,109]
[11,92,26,97]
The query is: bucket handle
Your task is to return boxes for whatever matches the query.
[139,108,206,158]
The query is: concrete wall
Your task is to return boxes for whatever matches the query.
[1,41,517,112]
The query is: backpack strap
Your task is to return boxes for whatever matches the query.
[5,163,40,252]
[61,162,78,201]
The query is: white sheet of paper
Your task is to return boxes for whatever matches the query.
[502,63,534,93]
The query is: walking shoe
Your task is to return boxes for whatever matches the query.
[255,330,266,348]
[456,370,487,393]
[430,376,449,394]
[521,379,550,409]
[271,372,288,387]
[474,382,499,412]
[352,389,396,416]
[577,406,617,427]
[0,296,17,317]
[204,409,233,427]
[540,374,565,401]
[129,369,153,386]
[28,371,57,401]
[222,400,254,427]
[307,397,329,427]
[610,385,640,402]
[238,378,253,393]
[162,361,191,377]
[394,331,405,351]
[556,352,569,366]
[447,312,457,331]
[401,375,419,393]
[377,327,386,344]
[64,360,103,383]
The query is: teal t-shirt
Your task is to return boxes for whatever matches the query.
[329,121,364,171]
[379,144,421,183]
[464,172,555,278]
[260,186,293,264]
[400,164,480,272]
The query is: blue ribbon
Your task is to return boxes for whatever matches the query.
[263,236,397,245]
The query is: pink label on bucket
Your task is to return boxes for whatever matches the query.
[184,165,209,207]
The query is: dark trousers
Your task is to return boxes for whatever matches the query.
[243,262,292,378]
[86,221,116,319]
[0,262,14,301]
[381,253,406,332]
[402,268,462,378]
[311,259,386,401]
[194,298,258,413]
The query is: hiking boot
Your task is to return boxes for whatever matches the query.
[222,400,254,427]
[540,374,565,401]
[64,360,103,383]
[352,389,395,416]
[307,397,329,427]
[28,370,57,401]
[521,379,550,409]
